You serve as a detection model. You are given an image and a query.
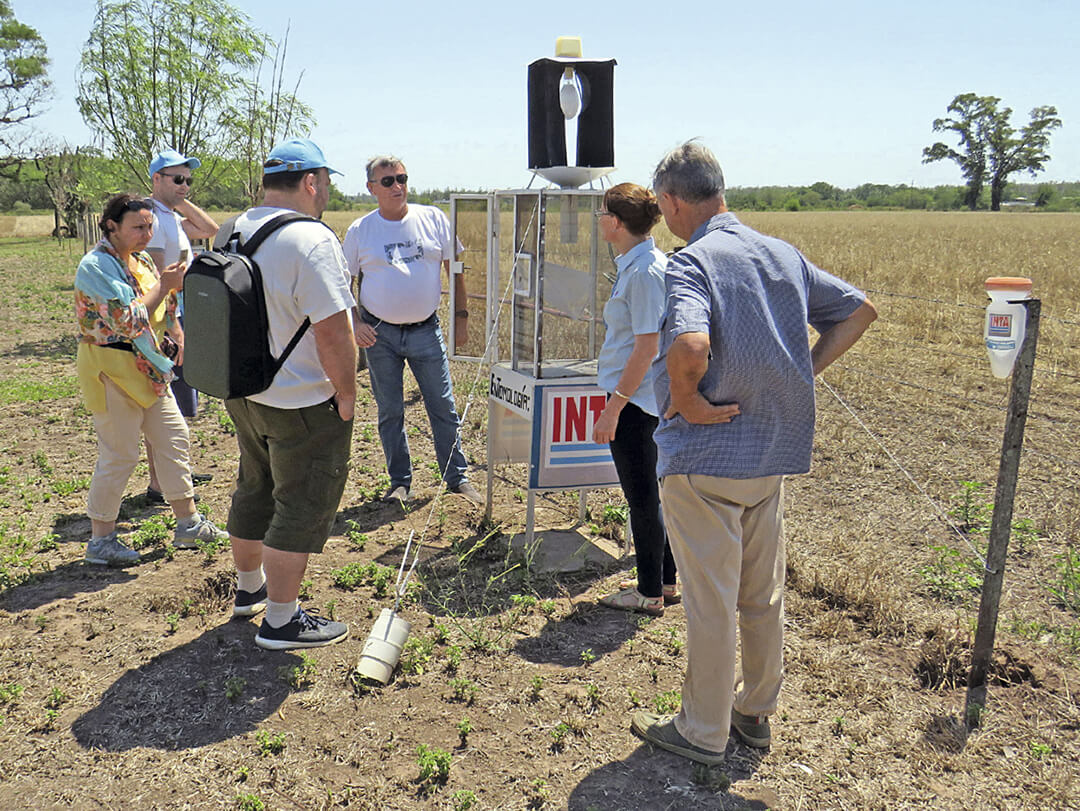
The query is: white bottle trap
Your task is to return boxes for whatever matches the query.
[354,532,419,685]
[984,277,1032,379]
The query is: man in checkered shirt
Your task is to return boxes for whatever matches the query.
[631,140,878,766]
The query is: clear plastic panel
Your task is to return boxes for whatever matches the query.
[459,190,612,375]
[448,195,491,361]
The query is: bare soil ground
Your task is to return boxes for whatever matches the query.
[0,213,1078,810]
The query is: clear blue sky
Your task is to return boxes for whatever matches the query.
[22,0,1080,196]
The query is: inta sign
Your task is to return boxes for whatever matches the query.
[534,386,618,488]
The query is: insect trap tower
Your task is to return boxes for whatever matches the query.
[447,38,622,544]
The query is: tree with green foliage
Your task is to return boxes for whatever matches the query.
[0,1,51,168]
[923,93,1062,211]
[77,0,312,193]
[218,25,314,206]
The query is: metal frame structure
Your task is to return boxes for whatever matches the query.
[448,188,627,549]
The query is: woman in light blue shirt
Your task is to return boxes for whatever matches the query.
[593,183,678,616]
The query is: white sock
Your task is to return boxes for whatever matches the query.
[237,567,265,593]
[265,599,299,629]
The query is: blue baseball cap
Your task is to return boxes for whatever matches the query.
[263,138,341,176]
[149,149,201,178]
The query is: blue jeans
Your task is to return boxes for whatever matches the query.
[363,314,468,490]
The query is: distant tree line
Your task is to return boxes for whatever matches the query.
[4,161,1080,217]
[720,180,1080,212]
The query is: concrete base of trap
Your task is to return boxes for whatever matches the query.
[508,529,624,573]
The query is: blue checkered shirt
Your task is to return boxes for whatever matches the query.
[653,213,865,478]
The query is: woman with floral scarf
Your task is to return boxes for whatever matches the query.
[75,193,227,565]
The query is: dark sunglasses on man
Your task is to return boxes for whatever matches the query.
[377,173,408,188]
[160,173,193,187]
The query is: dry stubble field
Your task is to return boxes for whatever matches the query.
[0,210,1078,810]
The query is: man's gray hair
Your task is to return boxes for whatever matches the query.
[652,140,725,203]
[366,154,405,181]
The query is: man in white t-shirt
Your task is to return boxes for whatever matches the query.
[146,149,219,414]
[143,149,220,502]
[342,156,481,505]
[224,138,357,651]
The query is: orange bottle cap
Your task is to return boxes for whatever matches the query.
[984,277,1033,292]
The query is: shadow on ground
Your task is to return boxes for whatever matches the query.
[568,743,771,810]
[72,620,298,751]
[513,601,638,666]
[0,558,137,613]
[1,335,78,359]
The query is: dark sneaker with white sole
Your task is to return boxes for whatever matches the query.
[85,532,140,566]
[233,583,268,618]
[254,607,348,650]
[730,709,771,748]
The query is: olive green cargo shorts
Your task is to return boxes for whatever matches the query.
[226,397,353,553]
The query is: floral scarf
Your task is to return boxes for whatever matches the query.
[74,237,182,395]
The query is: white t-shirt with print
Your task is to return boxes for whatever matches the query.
[342,204,462,324]
[232,206,355,409]
[146,198,192,266]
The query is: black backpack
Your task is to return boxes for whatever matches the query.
[182,212,329,399]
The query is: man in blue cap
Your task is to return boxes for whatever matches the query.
[143,149,219,502]
[224,138,357,650]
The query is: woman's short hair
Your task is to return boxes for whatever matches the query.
[603,182,661,237]
[99,193,152,234]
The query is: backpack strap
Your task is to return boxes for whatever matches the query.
[237,212,335,372]
[238,211,327,257]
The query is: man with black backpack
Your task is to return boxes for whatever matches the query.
[221,138,357,650]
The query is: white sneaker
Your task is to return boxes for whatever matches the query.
[174,514,229,549]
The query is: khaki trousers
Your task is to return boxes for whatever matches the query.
[87,375,193,521]
[659,473,785,752]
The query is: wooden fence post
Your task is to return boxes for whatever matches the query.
[964,298,1041,730]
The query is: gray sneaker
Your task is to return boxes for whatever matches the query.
[631,711,726,766]
[85,532,140,566]
[730,709,771,748]
[174,514,229,549]
[449,481,483,505]
[382,485,410,503]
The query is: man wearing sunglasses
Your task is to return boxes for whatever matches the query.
[142,149,220,502]
[147,149,219,276]
[342,155,481,505]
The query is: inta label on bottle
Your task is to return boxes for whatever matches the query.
[988,313,1012,337]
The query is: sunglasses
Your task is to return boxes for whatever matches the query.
[376,173,408,188]
[160,172,193,187]
[594,209,615,218]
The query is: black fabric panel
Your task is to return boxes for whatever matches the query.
[528,58,616,169]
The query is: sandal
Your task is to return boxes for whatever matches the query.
[620,579,682,606]
[599,586,664,616]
